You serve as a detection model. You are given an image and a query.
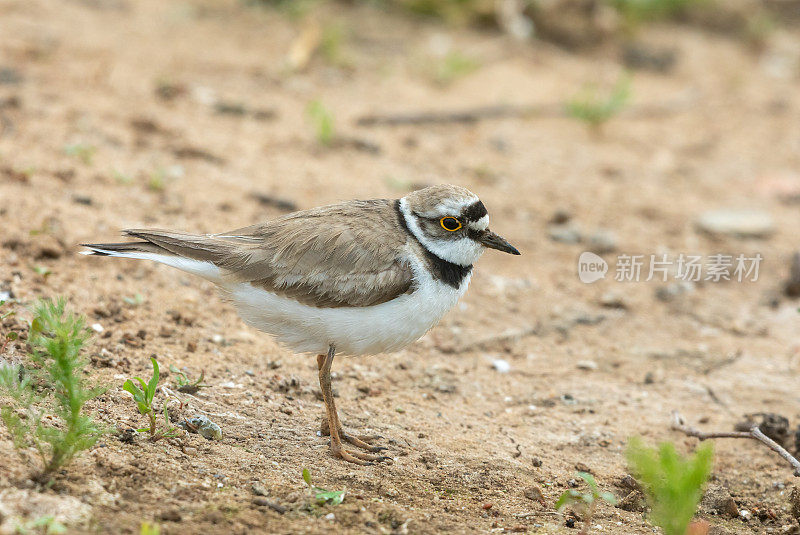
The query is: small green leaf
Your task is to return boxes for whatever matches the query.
[33,265,52,277]
[316,489,345,505]
[123,379,140,397]
[6,332,18,341]
[555,489,582,510]
[302,468,312,487]
[30,317,43,335]
[577,471,597,490]
[147,358,160,395]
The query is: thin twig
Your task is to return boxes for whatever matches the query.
[355,104,558,126]
[355,96,696,127]
[671,411,800,476]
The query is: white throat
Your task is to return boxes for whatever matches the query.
[398,197,485,267]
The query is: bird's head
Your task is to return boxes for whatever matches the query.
[399,184,520,266]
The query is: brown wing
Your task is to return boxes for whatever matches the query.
[125,199,413,308]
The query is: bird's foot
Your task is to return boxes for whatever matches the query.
[330,444,392,465]
[320,420,388,453]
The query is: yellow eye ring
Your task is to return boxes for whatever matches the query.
[440,217,462,232]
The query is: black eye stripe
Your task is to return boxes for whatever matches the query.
[461,200,487,222]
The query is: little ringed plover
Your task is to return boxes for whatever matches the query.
[82,184,520,465]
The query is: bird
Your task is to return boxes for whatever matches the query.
[82,184,520,465]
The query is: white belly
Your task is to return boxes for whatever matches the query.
[224,266,470,356]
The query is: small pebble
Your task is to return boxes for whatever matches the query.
[655,282,694,302]
[599,292,627,309]
[324,513,335,521]
[252,483,268,496]
[576,360,598,371]
[695,209,775,238]
[211,334,224,344]
[91,323,104,333]
[181,415,222,440]
[492,359,511,373]
[524,486,545,503]
[588,229,618,254]
[548,224,581,244]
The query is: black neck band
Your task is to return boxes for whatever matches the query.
[394,200,473,289]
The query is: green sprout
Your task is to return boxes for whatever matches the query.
[63,143,96,165]
[555,472,617,534]
[610,0,706,29]
[320,23,350,68]
[432,51,480,86]
[627,438,714,535]
[123,293,144,306]
[123,357,178,441]
[169,365,208,394]
[306,100,335,146]
[13,515,67,535]
[565,74,631,132]
[0,298,107,482]
[139,522,161,535]
[147,169,166,192]
[302,468,345,506]
[32,265,53,279]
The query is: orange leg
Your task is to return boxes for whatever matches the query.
[317,346,389,465]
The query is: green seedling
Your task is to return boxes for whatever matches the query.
[123,357,178,441]
[123,293,144,306]
[610,0,705,28]
[627,438,714,535]
[13,515,67,534]
[432,51,480,86]
[32,265,52,279]
[1,300,19,354]
[169,365,208,394]
[556,472,617,534]
[320,23,350,68]
[63,143,96,165]
[139,522,161,535]
[0,298,107,483]
[399,0,487,24]
[113,170,134,185]
[245,0,321,20]
[565,74,631,132]
[147,169,166,192]
[306,100,335,146]
[302,468,345,506]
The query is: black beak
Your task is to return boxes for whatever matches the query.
[476,229,520,255]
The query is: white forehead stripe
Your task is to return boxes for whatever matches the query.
[416,197,480,219]
[469,215,489,231]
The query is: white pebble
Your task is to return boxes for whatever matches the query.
[211,334,224,344]
[576,360,598,371]
[324,513,335,521]
[91,323,104,333]
[492,359,511,373]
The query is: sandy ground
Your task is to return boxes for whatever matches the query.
[2,0,800,533]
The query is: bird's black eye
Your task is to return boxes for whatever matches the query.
[440,217,462,231]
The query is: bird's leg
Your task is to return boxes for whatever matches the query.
[317,347,389,465]
[316,353,385,452]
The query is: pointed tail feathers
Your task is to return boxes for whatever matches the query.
[81,230,226,282]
